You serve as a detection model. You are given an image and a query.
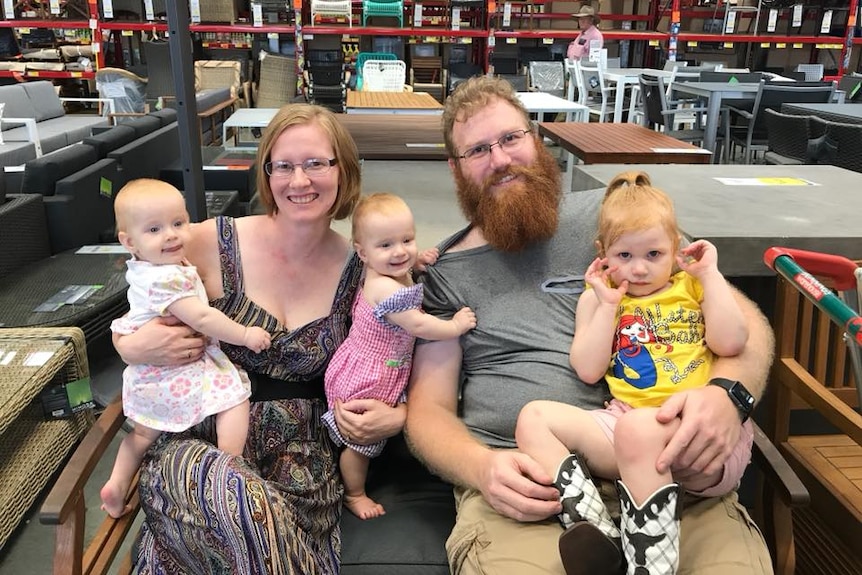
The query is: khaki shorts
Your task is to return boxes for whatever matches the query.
[446,482,773,575]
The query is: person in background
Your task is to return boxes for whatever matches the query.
[112,104,405,573]
[567,4,604,61]
[323,192,477,520]
[405,75,774,575]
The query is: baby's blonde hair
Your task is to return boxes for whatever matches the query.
[597,171,680,255]
[351,193,412,244]
[114,178,184,234]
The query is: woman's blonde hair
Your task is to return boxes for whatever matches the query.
[597,171,680,255]
[351,192,412,244]
[255,103,361,220]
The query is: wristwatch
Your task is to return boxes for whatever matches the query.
[708,378,755,423]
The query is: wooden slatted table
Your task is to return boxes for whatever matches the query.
[345,91,444,115]
[538,122,713,165]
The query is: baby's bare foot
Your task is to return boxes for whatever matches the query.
[344,493,386,520]
[100,482,131,518]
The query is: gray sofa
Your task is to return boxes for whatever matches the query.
[0,81,113,166]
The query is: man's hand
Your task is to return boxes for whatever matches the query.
[335,399,406,445]
[655,385,740,481]
[478,450,562,522]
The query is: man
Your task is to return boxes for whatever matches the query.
[567,4,604,61]
[405,75,775,575]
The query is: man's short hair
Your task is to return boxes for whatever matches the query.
[442,76,531,159]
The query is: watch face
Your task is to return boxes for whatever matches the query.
[730,383,755,412]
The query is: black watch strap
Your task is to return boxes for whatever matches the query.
[708,378,755,423]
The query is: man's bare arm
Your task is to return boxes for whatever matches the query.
[405,338,491,489]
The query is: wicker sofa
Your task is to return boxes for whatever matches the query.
[0,81,113,166]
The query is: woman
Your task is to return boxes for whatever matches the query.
[567,4,603,61]
[113,103,407,573]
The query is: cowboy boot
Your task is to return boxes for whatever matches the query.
[617,480,681,575]
[555,454,623,575]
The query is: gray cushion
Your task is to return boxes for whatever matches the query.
[82,124,137,158]
[122,114,162,137]
[149,108,177,126]
[21,81,65,122]
[0,84,37,129]
[21,144,98,196]
[196,87,232,112]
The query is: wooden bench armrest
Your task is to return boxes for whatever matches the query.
[39,397,140,575]
[751,422,809,508]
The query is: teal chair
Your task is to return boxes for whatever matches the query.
[354,51,397,91]
[361,0,404,27]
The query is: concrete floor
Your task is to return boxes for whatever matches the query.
[0,159,465,574]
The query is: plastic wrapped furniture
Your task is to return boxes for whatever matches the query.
[361,59,408,92]
[305,49,347,112]
[528,60,565,99]
[763,247,862,575]
[95,67,147,116]
[311,0,353,25]
[362,0,404,26]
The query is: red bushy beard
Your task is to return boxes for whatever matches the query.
[453,141,562,252]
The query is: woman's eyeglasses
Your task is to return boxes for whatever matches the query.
[264,158,338,178]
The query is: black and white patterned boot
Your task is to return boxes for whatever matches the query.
[617,480,681,575]
[555,454,623,575]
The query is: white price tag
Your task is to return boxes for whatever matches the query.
[144,0,155,21]
[451,6,461,30]
[767,8,777,32]
[413,2,423,27]
[190,0,201,23]
[724,10,737,34]
[488,34,495,48]
[820,9,832,33]
[49,0,60,14]
[102,0,113,18]
[252,2,263,26]
[3,0,13,20]
[792,4,803,27]
[503,2,512,27]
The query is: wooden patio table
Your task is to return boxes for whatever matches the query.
[539,122,713,165]
[345,91,443,114]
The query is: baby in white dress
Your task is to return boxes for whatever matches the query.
[100,179,271,518]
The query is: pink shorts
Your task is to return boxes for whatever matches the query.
[590,398,754,498]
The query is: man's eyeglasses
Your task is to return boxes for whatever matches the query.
[457,129,532,161]
[264,158,338,178]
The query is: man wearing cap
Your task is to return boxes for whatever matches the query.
[567,4,603,60]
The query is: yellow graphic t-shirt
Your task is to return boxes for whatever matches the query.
[606,272,713,408]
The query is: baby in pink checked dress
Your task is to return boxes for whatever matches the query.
[323,193,477,520]
[100,180,271,519]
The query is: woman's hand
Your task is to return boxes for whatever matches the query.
[334,399,406,445]
[114,315,207,366]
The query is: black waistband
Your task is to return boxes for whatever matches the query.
[248,372,326,402]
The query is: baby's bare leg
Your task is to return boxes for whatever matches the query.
[615,408,681,504]
[216,399,249,456]
[100,422,162,518]
[340,448,384,520]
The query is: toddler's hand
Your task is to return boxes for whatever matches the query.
[244,327,271,353]
[452,306,477,334]
[584,257,627,305]
[414,248,440,273]
[677,240,719,278]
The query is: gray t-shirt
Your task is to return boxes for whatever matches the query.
[419,188,609,448]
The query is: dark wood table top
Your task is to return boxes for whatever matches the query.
[335,114,446,160]
[538,122,713,164]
